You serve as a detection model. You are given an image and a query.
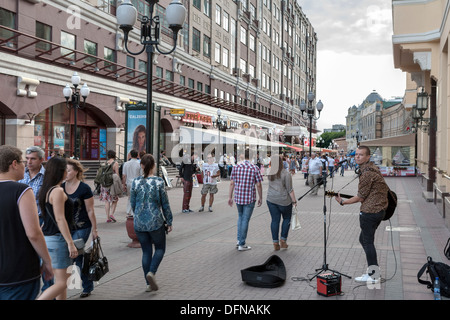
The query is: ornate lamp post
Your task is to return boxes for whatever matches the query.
[63,72,90,159]
[211,108,228,158]
[117,0,186,157]
[300,91,323,156]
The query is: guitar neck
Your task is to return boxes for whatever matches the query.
[325,191,354,199]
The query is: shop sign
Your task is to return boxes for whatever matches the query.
[182,111,212,125]
[170,109,185,116]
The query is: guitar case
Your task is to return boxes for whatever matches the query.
[241,255,286,288]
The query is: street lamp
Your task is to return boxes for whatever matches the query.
[299,91,323,156]
[117,0,186,157]
[352,129,364,147]
[412,88,430,132]
[317,137,324,153]
[63,72,90,159]
[211,108,228,158]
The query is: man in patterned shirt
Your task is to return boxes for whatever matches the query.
[335,145,388,284]
[228,149,263,251]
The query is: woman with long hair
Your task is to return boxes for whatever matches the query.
[63,159,98,298]
[130,154,173,292]
[37,157,78,300]
[266,154,297,250]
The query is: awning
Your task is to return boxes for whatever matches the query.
[280,143,303,152]
[178,126,285,148]
[361,134,415,147]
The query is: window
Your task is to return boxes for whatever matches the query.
[240,58,246,73]
[215,42,221,63]
[180,75,185,86]
[126,56,135,77]
[165,70,173,81]
[103,47,115,71]
[84,40,97,65]
[215,4,221,26]
[156,66,163,78]
[188,78,195,89]
[249,34,255,51]
[36,21,52,51]
[192,28,201,52]
[240,26,247,45]
[223,11,229,32]
[197,82,203,92]
[138,59,146,80]
[193,0,201,9]
[203,0,210,17]
[61,31,76,60]
[203,34,211,57]
[222,47,229,68]
[0,8,16,43]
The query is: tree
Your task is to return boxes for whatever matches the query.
[318,130,346,149]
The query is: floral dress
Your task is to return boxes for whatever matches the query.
[99,160,118,203]
[130,176,173,232]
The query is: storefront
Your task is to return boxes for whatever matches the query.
[363,134,416,177]
[34,103,107,160]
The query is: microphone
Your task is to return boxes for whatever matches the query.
[336,159,347,166]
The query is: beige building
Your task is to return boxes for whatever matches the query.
[0,0,317,161]
[392,0,450,227]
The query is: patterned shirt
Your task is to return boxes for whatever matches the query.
[230,160,263,205]
[357,161,389,213]
[18,165,45,216]
[130,176,173,232]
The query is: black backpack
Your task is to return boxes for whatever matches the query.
[417,256,450,298]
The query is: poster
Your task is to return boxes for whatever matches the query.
[126,106,147,159]
[54,125,65,149]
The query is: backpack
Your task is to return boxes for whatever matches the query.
[94,162,114,188]
[417,256,450,298]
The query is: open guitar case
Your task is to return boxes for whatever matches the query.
[241,255,286,288]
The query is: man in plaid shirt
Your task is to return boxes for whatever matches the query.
[228,149,263,251]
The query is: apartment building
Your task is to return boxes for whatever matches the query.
[0,0,317,160]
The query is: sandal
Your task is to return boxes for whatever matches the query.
[109,215,116,222]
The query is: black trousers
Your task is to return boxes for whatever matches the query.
[359,210,385,268]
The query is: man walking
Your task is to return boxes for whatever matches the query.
[122,149,142,217]
[306,153,322,195]
[335,146,389,283]
[199,154,220,212]
[179,153,197,213]
[228,149,263,251]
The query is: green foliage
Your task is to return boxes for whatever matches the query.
[317,130,346,148]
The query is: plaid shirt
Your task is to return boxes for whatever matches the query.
[18,165,45,216]
[230,160,263,205]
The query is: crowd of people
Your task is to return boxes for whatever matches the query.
[0,143,389,300]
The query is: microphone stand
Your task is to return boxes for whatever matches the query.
[298,161,351,281]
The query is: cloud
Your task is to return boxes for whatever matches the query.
[299,0,393,55]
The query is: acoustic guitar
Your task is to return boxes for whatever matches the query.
[325,189,397,221]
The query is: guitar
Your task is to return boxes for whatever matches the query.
[324,190,397,221]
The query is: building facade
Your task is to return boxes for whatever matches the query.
[392,0,450,227]
[0,0,317,160]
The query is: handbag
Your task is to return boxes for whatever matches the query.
[290,205,301,230]
[86,237,109,281]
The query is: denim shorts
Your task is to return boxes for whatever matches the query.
[45,233,72,269]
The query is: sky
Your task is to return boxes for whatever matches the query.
[299,0,407,132]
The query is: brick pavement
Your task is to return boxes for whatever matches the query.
[67,169,450,302]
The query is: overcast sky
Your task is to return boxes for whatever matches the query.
[298,0,406,132]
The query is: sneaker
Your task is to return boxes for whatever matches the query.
[182,209,193,213]
[198,206,204,212]
[354,274,380,284]
[146,285,152,292]
[146,272,159,291]
[238,245,252,251]
[208,207,213,212]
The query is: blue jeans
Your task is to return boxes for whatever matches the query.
[0,278,40,300]
[72,227,93,293]
[136,226,166,284]
[236,202,255,246]
[267,201,292,242]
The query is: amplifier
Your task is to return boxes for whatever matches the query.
[317,272,341,297]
